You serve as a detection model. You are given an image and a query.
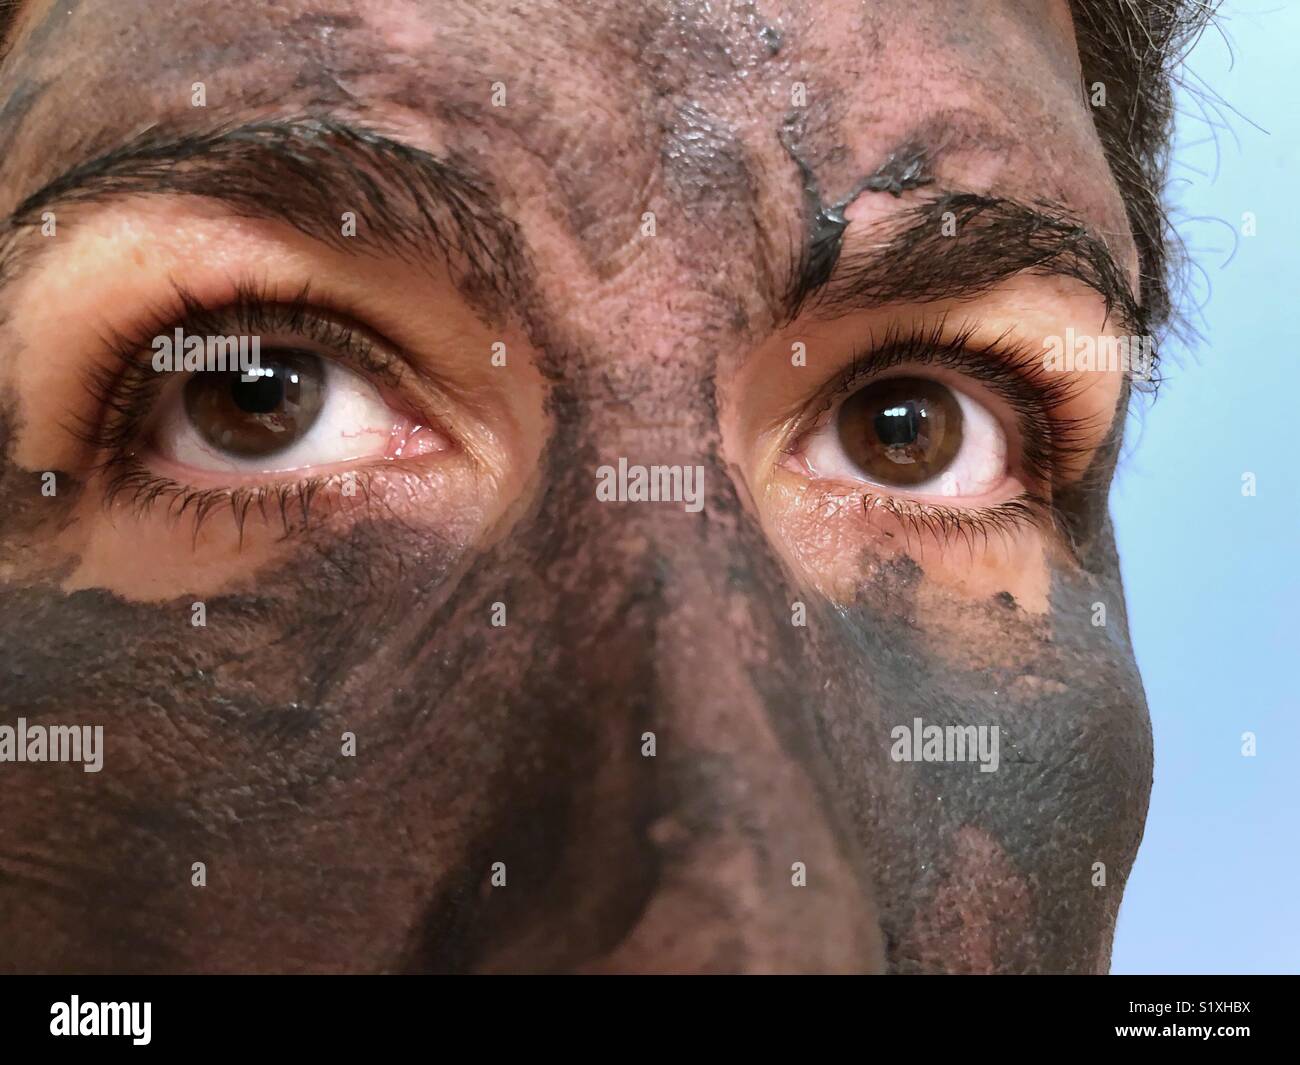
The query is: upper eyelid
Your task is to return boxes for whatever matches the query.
[779,321,1054,445]
[125,281,403,381]
[774,318,1123,509]
[74,285,419,461]
[776,320,1105,505]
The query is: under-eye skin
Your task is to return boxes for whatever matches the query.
[781,319,1098,543]
[74,280,458,537]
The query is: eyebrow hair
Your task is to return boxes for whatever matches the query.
[0,0,20,56]
[0,116,529,312]
[785,192,1145,337]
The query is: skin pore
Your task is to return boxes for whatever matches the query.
[0,0,1153,972]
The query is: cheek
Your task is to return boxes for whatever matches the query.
[0,518,497,970]
[800,555,1150,972]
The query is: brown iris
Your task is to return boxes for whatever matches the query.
[183,350,326,458]
[836,376,963,486]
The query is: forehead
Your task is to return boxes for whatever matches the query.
[1,0,1130,337]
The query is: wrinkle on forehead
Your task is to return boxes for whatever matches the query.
[782,1,1130,256]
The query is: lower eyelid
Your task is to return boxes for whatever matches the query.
[767,466,1050,561]
[738,327,1108,575]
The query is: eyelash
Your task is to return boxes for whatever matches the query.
[783,318,1098,549]
[76,280,402,542]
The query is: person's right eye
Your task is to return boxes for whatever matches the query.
[78,282,464,529]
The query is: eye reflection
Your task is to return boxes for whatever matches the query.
[183,350,326,458]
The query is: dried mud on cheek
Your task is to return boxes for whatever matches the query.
[785,548,1151,971]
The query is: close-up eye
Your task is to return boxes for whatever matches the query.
[66,284,482,531]
[151,345,448,479]
[798,373,1008,499]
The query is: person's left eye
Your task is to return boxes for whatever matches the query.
[150,347,448,479]
[794,372,1011,501]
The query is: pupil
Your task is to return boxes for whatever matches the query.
[874,402,923,449]
[232,369,287,415]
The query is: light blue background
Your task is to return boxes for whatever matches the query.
[1110,0,1299,974]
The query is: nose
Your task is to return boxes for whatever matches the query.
[468,438,888,973]
[585,523,887,973]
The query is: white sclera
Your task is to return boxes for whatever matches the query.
[154,359,398,475]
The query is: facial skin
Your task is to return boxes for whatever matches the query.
[0,0,1154,972]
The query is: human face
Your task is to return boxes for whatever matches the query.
[0,0,1151,972]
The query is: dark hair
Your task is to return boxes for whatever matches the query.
[1069,1,1216,332]
[0,1,17,56]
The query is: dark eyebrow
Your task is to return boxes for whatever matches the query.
[0,0,19,55]
[0,116,528,312]
[784,192,1144,335]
